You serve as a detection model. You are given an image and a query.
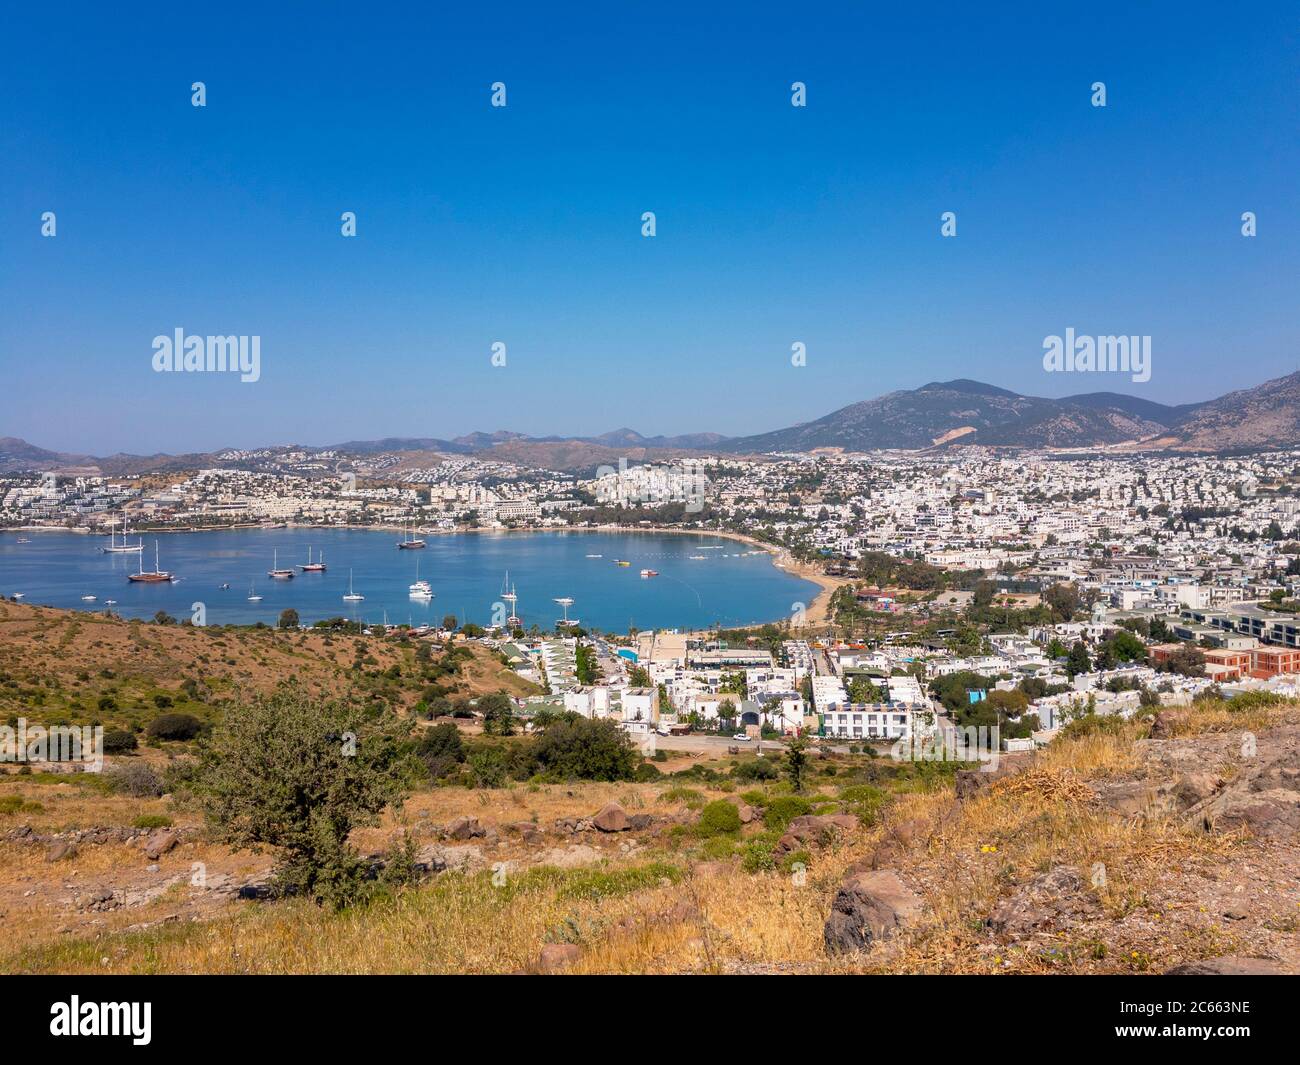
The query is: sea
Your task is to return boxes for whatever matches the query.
[0,529,818,633]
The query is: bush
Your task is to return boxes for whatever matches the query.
[102,729,138,754]
[740,838,777,873]
[696,800,742,837]
[105,762,164,798]
[417,721,466,780]
[195,683,410,910]
[633,761,662,781]
[146,713,203,741]
[530,717,637,782]
[132,814,173,829]
[762,794,814,831]
[467,747,508,789]
[732,757,779,782]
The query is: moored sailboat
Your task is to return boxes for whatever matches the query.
[128,541,173,583]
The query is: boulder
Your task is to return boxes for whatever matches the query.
[823,870,923,955]
[722,795,758,824]
[1149,710,1189,739]
[988,865,1097,937]
[775,813,857,855]
[445,816,486,841]
[507,821,543,843]
[45,840,77,862]
[591,803,630,832]
[144,830,180,860]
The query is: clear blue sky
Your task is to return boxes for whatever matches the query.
[2,1,1296,454]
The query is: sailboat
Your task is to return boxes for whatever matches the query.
[101,513,144,554]
[247,581,263,602]
[128,540,173,583]
[397,522,426,550]
[299,546,326,572]
[553,596,578,628]
[268,549,295,580]
[395,522,426,548]
[343,568,364,602]
[409,559,433,599]
[501,571,520,627]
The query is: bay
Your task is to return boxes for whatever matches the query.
[0,529,818,633]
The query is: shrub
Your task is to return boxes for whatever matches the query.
[633,762,662,781]
[732,757,779,782]
[102,729,138,754]
[146,713,203,741]
[417,721,465,780]
[530,717,638,782]
[467,747,508,789]
[105,762,164,798]
[740,838,777,873]
[762,794,814,831]
[132,814,173,829]
[0,795,44,816]
[195,683,410,910]
[696,800,742,837]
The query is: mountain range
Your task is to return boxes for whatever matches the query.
[5,371,1300,474]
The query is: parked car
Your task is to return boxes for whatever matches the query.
[732,732,750,741]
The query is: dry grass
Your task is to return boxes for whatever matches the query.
[4,698,1296,975]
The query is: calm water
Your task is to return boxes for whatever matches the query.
[0,530,817,632]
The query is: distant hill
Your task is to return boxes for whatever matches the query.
[6,371,1300,472]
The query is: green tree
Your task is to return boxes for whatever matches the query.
[1066,641,1092,678]
[479,692,516,736]
[278,608,299,629]
[195,683,411,909]
[784,736,810,793]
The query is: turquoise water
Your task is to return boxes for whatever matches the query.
[0,529,817,632]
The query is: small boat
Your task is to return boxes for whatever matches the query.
[343,569,365,602]
[105,599,117,605]
[81,594,97,602]
[299,546,326,572]
[128,541,173,583]
[15,538,31,544]
[640,569,658,578]
[268,549,295,580]
[409,559,433,598]
[101,513,144,554]
[586,553,602,558]
[247,581,263,602]
[614,559,631,567]
[397,523,426,550]
[11,592,24,599]
[220,583,230,590]
[690,555,706,560]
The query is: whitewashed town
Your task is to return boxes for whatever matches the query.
[8,446,1300,753]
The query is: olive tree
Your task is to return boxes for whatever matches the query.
[196,683,412,909]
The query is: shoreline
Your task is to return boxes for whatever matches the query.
[2,522,846,631]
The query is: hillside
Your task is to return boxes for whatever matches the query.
[2,651,1296,974]
[0,599,541,732]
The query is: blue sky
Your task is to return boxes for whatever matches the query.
[2,1,1296,454]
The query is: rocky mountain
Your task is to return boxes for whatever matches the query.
[718,379,1213,453]
[1144,371,1300,452]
